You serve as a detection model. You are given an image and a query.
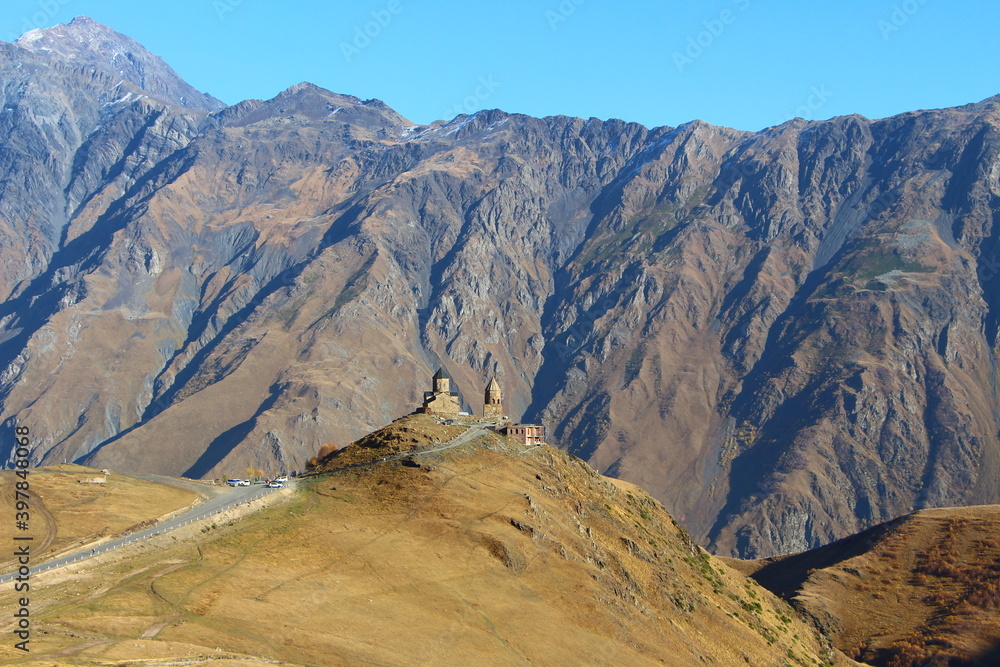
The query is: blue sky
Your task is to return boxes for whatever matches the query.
[2,0,997,131]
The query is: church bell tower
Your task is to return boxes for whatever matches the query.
[483,377,504,420]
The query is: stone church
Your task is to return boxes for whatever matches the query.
[417,369,543,444]
[418,367,461,415]
[417,368,509,421]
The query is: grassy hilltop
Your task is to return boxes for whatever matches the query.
[0,415,852,666]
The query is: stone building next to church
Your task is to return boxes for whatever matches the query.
[500,423,545,446]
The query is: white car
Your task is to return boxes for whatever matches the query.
[267,481,284,488]
[239,480,252,486]
[275,476,288,483]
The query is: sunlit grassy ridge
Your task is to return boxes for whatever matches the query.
[0,416,853,665]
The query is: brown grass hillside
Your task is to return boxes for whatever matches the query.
[0,464,198,566]
[731,505,1000,666]
[0,416,856,666]
[309,413,465,469]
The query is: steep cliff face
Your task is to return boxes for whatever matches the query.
[0,16,225,300]
[536,105,1000,556]
[2,18,999,557]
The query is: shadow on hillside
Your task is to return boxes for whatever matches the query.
[977,642,1000,666]
[749,519,902,599]
[77,203,364,468]
[519,176,632,459]
[181,383,282,479]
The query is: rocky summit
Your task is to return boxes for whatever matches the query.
[2,17,1000,558]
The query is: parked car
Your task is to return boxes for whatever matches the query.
[239,479,252,486]
[275,476,288,483]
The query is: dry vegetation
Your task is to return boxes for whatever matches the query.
[0,416,856,666]
[0,464,198,566]
[874,515,1000,667]
[740,506,1000,667]
[309,413,466,469]
[307,441,339,467]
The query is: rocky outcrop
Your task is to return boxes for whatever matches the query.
[1,18,999,558]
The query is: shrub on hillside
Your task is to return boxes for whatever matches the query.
[966,581,1000,610]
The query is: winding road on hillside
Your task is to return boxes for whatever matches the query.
[1,426,491,583]
[0,481,279,584]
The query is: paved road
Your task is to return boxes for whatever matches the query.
[1,426,489,583]
[120,471,237,500]
[0,482,281,583]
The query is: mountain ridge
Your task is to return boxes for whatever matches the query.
[14,15,224,112]
[1,18,999,560]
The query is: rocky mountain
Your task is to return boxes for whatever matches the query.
[2,17,1000,559]
[14,16,224,112]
